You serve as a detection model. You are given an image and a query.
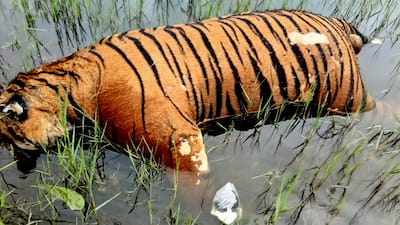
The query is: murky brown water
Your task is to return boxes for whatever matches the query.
[1,0,400,224]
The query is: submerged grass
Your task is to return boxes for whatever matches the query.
[1,0,400,224]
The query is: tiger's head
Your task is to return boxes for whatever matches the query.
[0,74,73,152]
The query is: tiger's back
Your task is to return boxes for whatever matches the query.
[0,10,374,175]
[94,10,373,138]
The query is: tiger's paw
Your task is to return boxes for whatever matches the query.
[171,133,210,177]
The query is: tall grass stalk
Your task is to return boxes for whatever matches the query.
[273,171,301,224]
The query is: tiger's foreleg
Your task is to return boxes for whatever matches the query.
[142,107,210,176]
[169,127,210,176]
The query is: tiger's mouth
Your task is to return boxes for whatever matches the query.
[0,118,66,155]
[0,125,44,174]
[0,127,61,174]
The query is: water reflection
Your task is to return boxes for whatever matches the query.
[1,0,400,224]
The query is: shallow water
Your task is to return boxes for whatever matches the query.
[1,0,400,224]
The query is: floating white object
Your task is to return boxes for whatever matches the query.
[370,38,383,44]
[211,182,242,224]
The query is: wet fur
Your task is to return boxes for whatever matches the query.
[0,10,375,175]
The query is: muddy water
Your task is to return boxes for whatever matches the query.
[1,0,400,224]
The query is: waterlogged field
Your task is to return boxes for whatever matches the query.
[1,0,400,224]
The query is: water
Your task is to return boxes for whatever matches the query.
[1,0,400,224]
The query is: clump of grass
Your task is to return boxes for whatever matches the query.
[251,115,400,225]
[23,94,115,223]
[165,204,199,225]
[0,161,42,224]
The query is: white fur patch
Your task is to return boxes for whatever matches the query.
[178,138,191,156]
[191,149,210,175]
[289,32,329,45]
[3,102,24,115]
[370,38,382,44]
[177,135,210,176]
[180,84,187,91]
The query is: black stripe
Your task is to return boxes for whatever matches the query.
[6,89,16,94]
[219,21,240,41]
[7,127,36,147]
[235,17,288,100]
[290,12,335,104]
[64,70,81,83]
[163,26,185,51]
[199,93,206,122]
[9,78,26,89]
[220,25,244,65]
[33,78,59,92]
[208,104,213,119]
[226,19,261,62]
[345,72,355,112]
[163,28,201,117]
[194,21,209,30]
[189,24,223,76]
[138,30,176,76]
[264,14,304,99]
[89,47,106,67]
[290,65,301,100]
[28,70,80,83]
[225,92,236,115]
[105,41,146,129]
[256,14,289,51]
[289,12,330,72]
[30,76,84,120]
[126,36,195,126]
[284,12,336,105]
[208,57,223,118]
[305,14,352,109]
[166,44,190,101]
[309,57,326,106]
[99,37,106,44]
[306,13,357,111]
[248,51,274,108]
[278,13,302,30]
[83,52,104,87]
[71,54,104,83]
[299,13,344,97]
[67,93,85,120]
[222,45,247,113]
[118,31,129,40]
[188,24,224,119]
[169,26,210,95]
[288,46,305,98]
[184,63,201,122]
[273,14,310,98]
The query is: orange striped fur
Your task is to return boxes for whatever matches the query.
[0,10,374,175]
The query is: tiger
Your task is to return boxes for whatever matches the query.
[0,10,375,176]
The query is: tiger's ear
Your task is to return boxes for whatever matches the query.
[2,102,24,115]
[0,95,27,120]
